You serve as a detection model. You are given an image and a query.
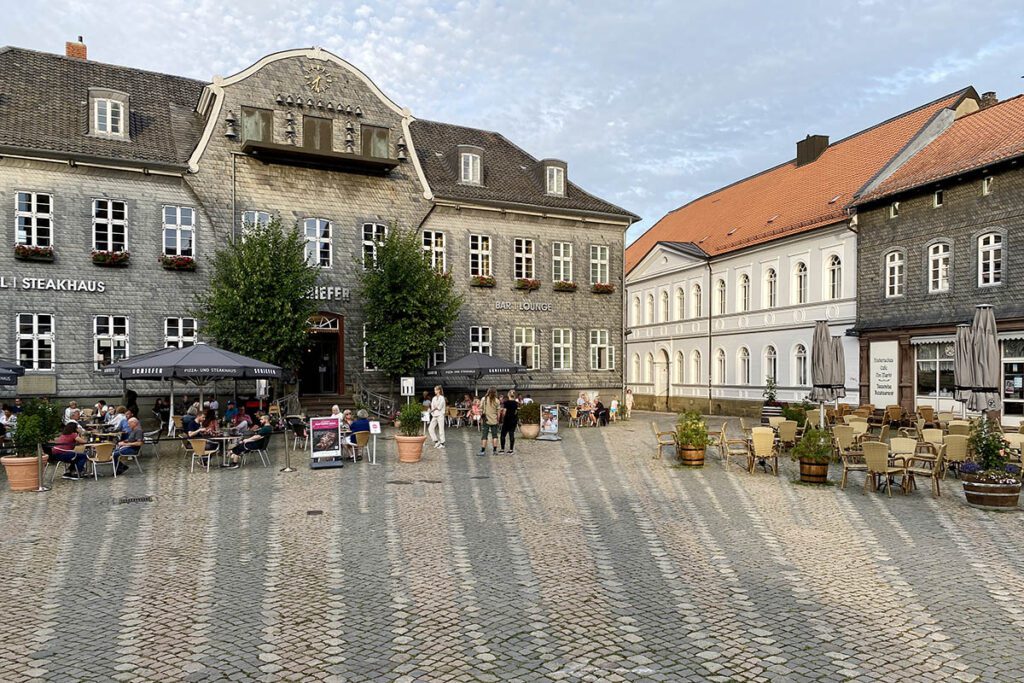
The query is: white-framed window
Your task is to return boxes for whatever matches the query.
[631,296,641,326]
[738,347,750,384]
[552,241,573,282]
[460,152,481,184]
[162,206,195,257]
[240,210,271,241]
[303,218,332,268]
[764,345,778,382]
[885,250,905,298]
[165,317,197,348]
[91,199,127,252]
[590,244,609,284]
[983,176,994,196]
[427,342,447,368]
[16,313,54,371]
[514,238,535,279]
[469,234,491,277]
[675,287,685,320]
[827,255,842,300]
[645,293,655,324]
[889,202,900,218]
[675,350,685,384]
[978,232,1002,286]
[15,192,53,247]
[514,327,539,370]
[589,329,614,371]
[929,243,950,293]
[94,98,124,136]
[714,348,726,385]
[659,291,669,322]
[933,190,944,208]
[422,230,446,272]
[631,353,641,382]
[738,274,750,312]
[361,222,387,269]
[715,278,726,315]
[94,315,129,370]
[793,261,808,304]
[794,344,808,386]
[552,328,572,371]
[764,268,778,308]
[644,353,653,383]
[546,166,565,195]
[362,324,377,371]
[691,284,702,318]
[470,326,492,356]
[690,350,702,384]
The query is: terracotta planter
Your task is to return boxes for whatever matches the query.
[677,446,705,467]
[799,459,830,484]
[962,475,1021,510]
[396,435,426,463]
[1,455,48,492]
[520,424,540,439]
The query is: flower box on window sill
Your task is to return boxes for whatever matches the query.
[591,283,615,294]
[470,275,496,288]
[515,278,541,291]
[14,244,54,262]
[160,255,196,272]
[91,250,130,267]
[553,280,578,292]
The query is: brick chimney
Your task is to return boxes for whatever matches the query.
[796,134,829,167]
[65,36,87,60]
[980,91,998,109]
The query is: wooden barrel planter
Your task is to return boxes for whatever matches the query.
[798,459,829,484]
[677,446,705,467]
[962,476,1021,510]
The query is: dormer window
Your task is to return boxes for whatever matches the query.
[461,152,481,184]
[546,166,565,195]
[88,88,129,140]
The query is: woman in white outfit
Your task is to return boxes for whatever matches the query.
[428,385,447,448]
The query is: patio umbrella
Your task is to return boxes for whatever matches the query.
[953,324,974,413]
[830,336,847,401]
[808,320,835,427]
[0,358,25,387]
[968,304,1002,415]
[426,352,528,395]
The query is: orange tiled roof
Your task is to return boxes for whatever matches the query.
[854,94,1024,205]
[625,89,972,274]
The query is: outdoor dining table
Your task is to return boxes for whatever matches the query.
[86,430,121,442]
[204,434,240,466]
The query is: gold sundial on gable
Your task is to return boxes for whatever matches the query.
[304,64,333,94]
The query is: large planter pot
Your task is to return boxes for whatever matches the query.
[395,435,426,463]
[1,455,48,492]
[677,445,705,467]
[962,475,1022,510]
[520,424,540,439]
[799,458,830,484]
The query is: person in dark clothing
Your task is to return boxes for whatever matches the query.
[50,423,88,479]
[499,390,519,455]
[124,389,139,418]
[594,400,610,426]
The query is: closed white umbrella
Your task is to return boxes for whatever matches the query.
[830,336,847,401]
[968,305,1002,415]
[954,324,974,416]
[808,320,835,428]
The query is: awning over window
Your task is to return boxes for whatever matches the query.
[910,335,954,345]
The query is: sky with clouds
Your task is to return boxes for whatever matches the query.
[5,1,1023,242]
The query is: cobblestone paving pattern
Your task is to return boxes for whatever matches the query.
[2,413,1023,682]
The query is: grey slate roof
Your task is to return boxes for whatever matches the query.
[0,47,206,169]
[410,119,638,220]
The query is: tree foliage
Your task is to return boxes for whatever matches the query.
[359,226,463,380]
[194,218,320,372]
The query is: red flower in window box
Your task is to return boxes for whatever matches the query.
[515,278,541,291]
[552,280,578,292]
[159,255,196,271]
[14,244,54,261]
[91,249,130,267]
[470,275,496,288]
[591,283,615,294]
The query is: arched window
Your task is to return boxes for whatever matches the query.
[764,345,778,382]
[828,255,843,300]
[794,344,808,386]
[659,290,669,322]
[675,287,685,320]
[675,350,685,383]
[928,243,950,292]
[738,274,750,312]
[645,293,655,323]
[793,261,808,304]
[715,348,726,384]
[631,353,641,382]
[715,278,727,315]
[765,268,778,308]
[631,296,641,326]
[691,349,702,384]
[885,250,905,298]
[644,352,654,383]
[691,284,702,318]
[738,347,750,384]
[978,232,1002,286]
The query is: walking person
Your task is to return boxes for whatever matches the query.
[428,385,447,449]
[499,390,519,455]
[624,388,634,420]
[478,388,501,456]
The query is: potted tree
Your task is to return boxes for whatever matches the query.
[519,402,541,439]
[791,426,831,484]
[760,376,783,423]
[395,402,427,463]
[961,417,1021,509]
[1,399,62,491]
[674,410,709,466]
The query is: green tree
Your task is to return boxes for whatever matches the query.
[193,218,320,371]
[360,226,462,383]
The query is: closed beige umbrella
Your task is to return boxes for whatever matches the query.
[809,320,835,428]
[968,305,1001,415]
[954,324,974,413]
[830,336,847,400]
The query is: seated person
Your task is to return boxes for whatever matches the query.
[594,400,610,426]
[0,405,18,436]
[344,409,371,460]
[224,401,239,422]
[49,423,89,479]
[63,401,79,424]
[470,399,482,426]
[342,409,354,428]
[106,406,128,433]
[112,417,144,475]
[225,415,272,469]
[231,410,251,433]
[65,409,86,435]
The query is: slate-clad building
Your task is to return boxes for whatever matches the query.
[0,41,636,402]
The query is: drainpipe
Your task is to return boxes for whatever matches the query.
[706,257,713,416]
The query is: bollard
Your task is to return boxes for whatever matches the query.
[34,443,50,493]
[280,440,296,473]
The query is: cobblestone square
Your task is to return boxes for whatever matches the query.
[1,414,1022,682]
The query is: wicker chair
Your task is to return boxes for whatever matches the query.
[921,428,945,453]
[86,442,117,479]
[652,422,675,460]
[942,435,969,479]
[862,441,907,497]
[718,424,752,471]
[838,433,867,490]
[905,446,945,497]
[777,420,799,452]
[750,427,778,475]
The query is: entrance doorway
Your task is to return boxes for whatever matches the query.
[655,349,670,411]
[299,313,344,395]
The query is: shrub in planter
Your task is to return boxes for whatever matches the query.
[160,255,197,271]
[14,244,54,261]
[515,278,541,291]
[91,249,130,266]
[552,280,577,292]
[395,401,427,463]
[962,417,1021,509]
[1,399,62,491]
[674,410,709,466]
[591,283,615,294]
[470,275,496,288]
[791,427,832,484]
[781,401,813,426]
[519,402,541,439]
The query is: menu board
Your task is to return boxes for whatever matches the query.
[310,417,342,460]
[541,405,559,434]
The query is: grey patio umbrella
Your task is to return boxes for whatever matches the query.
[808,320,835,428]
[968,305,1002,415]
[830,335,847,401]
[0,358,25,387]
[953,324,974,412]
[426,352,528,395]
